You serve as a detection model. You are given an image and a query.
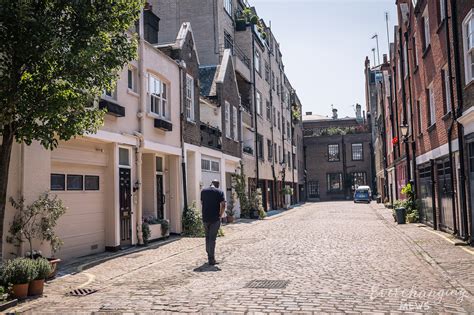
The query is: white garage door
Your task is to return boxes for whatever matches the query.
[51,162,106,261]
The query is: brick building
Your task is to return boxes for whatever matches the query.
[372,0,473,244]
[303,108,373,202]
[153,0,304,210]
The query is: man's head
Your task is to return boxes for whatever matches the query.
[211,179,220,188]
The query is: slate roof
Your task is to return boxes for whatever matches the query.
[199,66,218,97]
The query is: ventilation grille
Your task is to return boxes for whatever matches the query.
[245,280,289,289]
[66,288,97,296]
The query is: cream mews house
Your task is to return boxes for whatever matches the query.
[2,10,196,261]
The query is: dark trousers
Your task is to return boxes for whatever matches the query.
[204,220,221,262]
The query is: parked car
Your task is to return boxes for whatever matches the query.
[354,187,371,203]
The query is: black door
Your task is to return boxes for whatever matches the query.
[156,174,164,219]
[119,168,132,246]
[437,160,454,232]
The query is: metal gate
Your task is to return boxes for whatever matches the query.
[437,159,454,232]
[418,165,433,224]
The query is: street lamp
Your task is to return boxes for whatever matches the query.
[400,124,409,139]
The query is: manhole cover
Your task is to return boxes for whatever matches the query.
[66,288,97,296]
[245,280,289,289]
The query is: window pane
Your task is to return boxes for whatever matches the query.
[67,175,83,191]
[119,148,130,166]
[201,159,211,171]
[85,175,100,191]
[352,143,363,160]
[128,69,133,89]
[156,157,163,172]
[328,144,340,161]
[211,161,220,172]
[51,174,65,191]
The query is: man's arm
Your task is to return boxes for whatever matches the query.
[219,201,226,217]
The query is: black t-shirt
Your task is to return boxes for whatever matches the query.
[201,186,225,223]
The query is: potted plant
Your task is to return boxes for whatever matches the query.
[282,186,293,209]
[28,258,51,296]
[142,220,151,245]
[160,219,170,237]
[3,258,36,299]
[226,191,237,223]
[7,193,66,280]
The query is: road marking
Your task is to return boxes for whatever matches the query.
[421,227,474,256]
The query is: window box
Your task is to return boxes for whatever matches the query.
[99,99,125,117]
[427,123,437,133]
[149,222,169,241]
[154,118,173,132]
[235,18,247,31]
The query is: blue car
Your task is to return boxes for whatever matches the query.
[354,189,371,203]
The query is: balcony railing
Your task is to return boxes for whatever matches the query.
[220,43,250,70]
[200,123,222,150]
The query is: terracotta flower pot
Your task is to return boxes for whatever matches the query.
[11,283,29,299]
[28,279,45,296]
[47,258,61,280]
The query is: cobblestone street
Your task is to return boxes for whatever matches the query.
[9,202,474,313]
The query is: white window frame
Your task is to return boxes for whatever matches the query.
[403,41,408,78]
[413,33,419,67]
[254,49,261,75]
[428,84,435,127]
[148,74,169,119]
[443,67,452,113]
[118,147,132,168]
[225,101,231,139]
[127,66,138,93]
[185,74,195,121]
[423,7,431,49]
[232,106,238,141]
[223,0,232,16]
[256,91,262,116]
[462,10,474,85]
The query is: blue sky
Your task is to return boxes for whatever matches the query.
[250,0,397,118]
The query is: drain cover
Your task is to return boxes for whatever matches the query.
[245,280,289,289]
[66,288,97,296]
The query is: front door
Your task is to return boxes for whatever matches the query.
[119,168,132,246]
[437,160,454,232]
[156,174,165,219]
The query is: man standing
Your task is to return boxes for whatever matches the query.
[201,179,226,265]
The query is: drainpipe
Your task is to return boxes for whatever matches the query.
[392,64,400,200]
[135,8,146,245]
[398,27,410,184]
[177,60,188,212]
[445,0,458,235]
[251,32,259,189]
[449,0,468,241]
[431,159,438,230]
[404,29,417,199]
[269,44,277,210]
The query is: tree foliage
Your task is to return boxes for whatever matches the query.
[0,0,142,148]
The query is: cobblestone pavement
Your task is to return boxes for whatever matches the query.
[9,202,474,314]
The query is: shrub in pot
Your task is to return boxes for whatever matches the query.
[3,258,37,299]
[28,258,51,296]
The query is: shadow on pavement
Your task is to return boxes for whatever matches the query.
[193,263,221,272]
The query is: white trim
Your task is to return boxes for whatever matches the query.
[415,140,459,165]
[144,140,181,156]
[85,130,136,146]
[118,146,132,168]
[458,106,474,135]
[184,142,241,163]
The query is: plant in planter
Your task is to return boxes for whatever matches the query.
[2,258,36,299]
[232,161,251,218]
[7,194,66,280]
[182,202,205,237]
[28,258,51,296]
[159,219,170,237]
[225,191,237,223]
[8,194,66,257]
[249,189,266,220]
[141,221,151,245]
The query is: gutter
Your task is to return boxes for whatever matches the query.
[135,8,146,245]
[177,60,189,212]
[445,0,458,235]
[449,0,469,241]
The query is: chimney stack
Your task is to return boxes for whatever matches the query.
[305,111,312,116]
[332,108,338,120]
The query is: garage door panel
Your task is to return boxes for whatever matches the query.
[51,162,106,261]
